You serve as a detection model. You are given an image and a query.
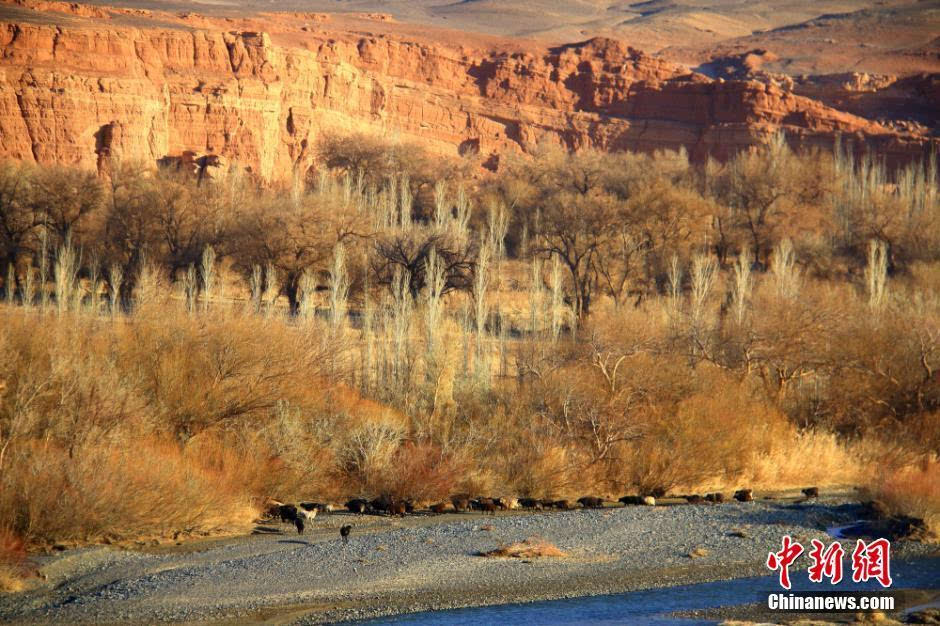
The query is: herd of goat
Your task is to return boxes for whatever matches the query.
[264,487,821,535]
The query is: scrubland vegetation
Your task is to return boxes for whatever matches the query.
[0,133,938,583]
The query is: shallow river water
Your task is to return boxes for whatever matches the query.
[357,557,940,625]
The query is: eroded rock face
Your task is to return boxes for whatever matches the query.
[0,19,932,181]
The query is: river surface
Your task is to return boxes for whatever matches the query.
[358,557,940,625]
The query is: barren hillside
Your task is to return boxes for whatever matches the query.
[0,0,936,180]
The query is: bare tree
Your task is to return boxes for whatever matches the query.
[230,192,368,313]
[372,228,476,300]
[30,165,102,249]
[0,162,43,285]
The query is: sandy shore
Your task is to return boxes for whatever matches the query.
[0,494,936,624]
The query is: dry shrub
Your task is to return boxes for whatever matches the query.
[480,537,567,559]
[500,439,581,498]
[478,395,589,497]
[0,438,256,547]
[379,441,464,502]
[182,432,301,504]
[337,421,463,501]
[871,459,940,534]
[614,375,790,494]
[0,565,26,593]
[0,305,342,531]
[452,467,498,501]
[747,430,864,489]
[0,528,28,592]
[116,311,334,441]
[336,418,405,493]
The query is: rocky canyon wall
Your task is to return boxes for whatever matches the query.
[0,12,934,181]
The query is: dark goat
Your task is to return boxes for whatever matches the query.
[371,495,394,513]
[346,499,370,514]
[278,504,298,523]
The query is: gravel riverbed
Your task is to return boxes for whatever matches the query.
[0,495,935,624]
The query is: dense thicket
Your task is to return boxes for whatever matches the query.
[0,134,937,566]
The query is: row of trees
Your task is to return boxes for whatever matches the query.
[1,133,937,319]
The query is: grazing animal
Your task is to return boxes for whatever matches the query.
[470,497,494,511]
[389,502,407,516]
[619,495,643,506]
[734,489,754,502]
[430,502,449,514]
[685,495,705,504]
[346,498,370,514]
[518,498,542,510]
[297,502,324,520]
[451,498,470,512]
[493,497,512,510]
[301,502,334,514]
[641,496,656,506]
[704,493,725,503]
[481,502,498,515]
[404,500,415,513]
[539,499,557,509]
[294,515,305,534]
[340,525,352,544]
[553,500,571,510]
[371,495,394,513]
[577,496,604,509]
[802,487,819,498]
[278,504,299,523]
[263,499,285,519]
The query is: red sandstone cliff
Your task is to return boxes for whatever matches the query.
[0,7,933,181]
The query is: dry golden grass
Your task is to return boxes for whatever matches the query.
[745,431,866,491]
[0,566,27,593]
[480,537,567,559]
[871,459,940,536]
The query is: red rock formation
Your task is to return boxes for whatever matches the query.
[0,13,933,181]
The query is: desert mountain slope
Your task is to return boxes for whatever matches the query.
[0,0,935,180]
